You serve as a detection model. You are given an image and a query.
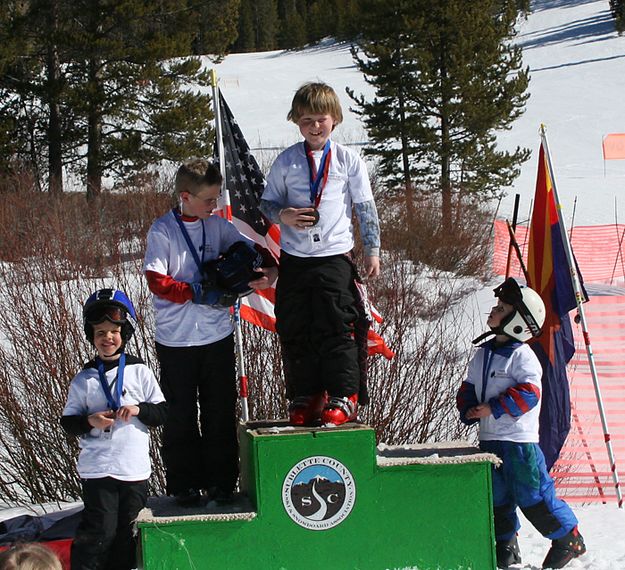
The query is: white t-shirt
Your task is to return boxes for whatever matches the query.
[262,140,373,257]
[143,211,248,346]
[465,342,543,443]
[63,359,165,481]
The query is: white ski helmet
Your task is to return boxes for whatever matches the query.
[491,277,546,342]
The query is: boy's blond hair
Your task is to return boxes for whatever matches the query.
[174,158,222,195]
[0,543,63,570]
[287,82,343,125]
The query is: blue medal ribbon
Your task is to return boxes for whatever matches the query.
[305,140,332,207]
[96,353,126,412]
[172,208,206,272]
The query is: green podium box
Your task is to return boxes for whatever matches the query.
[138,422,498,569]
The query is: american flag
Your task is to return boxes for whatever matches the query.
[214,89,393,359]
[214,90,279,330]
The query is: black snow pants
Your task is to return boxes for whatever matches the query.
[71,477,147,570]
[276,252,360,399]
[156,334,239,496]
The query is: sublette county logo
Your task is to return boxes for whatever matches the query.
[282,455,356,530]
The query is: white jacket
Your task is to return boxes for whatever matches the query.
[464,342,543,443]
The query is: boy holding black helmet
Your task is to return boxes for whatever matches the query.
[61,289,167,570]
[143,158,277,507]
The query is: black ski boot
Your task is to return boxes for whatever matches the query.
[496,534,522,568]
[542,526,586,569]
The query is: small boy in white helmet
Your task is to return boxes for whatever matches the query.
[456,278,585,570]
[61,289,167,570]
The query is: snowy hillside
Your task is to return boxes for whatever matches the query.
[211,0,625,226]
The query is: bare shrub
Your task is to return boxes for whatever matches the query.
[360,250,478,444]
[376,191,494,277]
[0,188,168,505]
[0,178,487,506]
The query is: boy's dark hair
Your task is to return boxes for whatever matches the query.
[287,82,343,125]
[175,158,222,195]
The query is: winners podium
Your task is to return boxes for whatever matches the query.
[137,422,498,569]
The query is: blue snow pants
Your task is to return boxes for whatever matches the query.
[480,440,578,542]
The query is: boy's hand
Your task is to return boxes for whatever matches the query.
[88,410,115,430]
[279,207,317,229]
[249,266,278,290]
[117,405,140,422]
[466,403,492,419]
[190,282,221,305]
[364,255,380,279]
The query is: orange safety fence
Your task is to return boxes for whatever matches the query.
[551,295,625,504]
[494,221,625,504]
[493,219,625,286]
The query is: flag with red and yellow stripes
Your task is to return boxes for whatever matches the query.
[527,141,586,470]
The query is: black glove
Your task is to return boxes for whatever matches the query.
[217,292,238,307]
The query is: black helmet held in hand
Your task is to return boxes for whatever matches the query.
[202,241,264,297]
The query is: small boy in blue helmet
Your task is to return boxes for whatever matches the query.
[61,289,167,570]
[457,278,585,569]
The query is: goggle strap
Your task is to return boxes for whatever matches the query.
[515,302,542,338]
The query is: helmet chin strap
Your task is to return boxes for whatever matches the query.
[472,329,495,345]
[471,326,512,345]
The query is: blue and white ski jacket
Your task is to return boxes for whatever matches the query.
[456,340,543,443]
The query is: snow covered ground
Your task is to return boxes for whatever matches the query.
[516,505,625,569]
[2,1,625,568]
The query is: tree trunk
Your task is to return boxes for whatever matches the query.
[46,0,63,196]
[439,36,452,232]
[86,57,102,201]
[440,113,452,233]
[398,88,415,226]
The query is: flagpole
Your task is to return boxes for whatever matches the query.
[505,194,521,279]
[505,219,529,282]
[211,69,250,423]
[541,124,623,507]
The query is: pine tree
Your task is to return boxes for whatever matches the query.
[610,0,625,34]
[234,0,279,51]
[278,0,307,49]
[1,0,237,198]
[254,0,280,50]
[0,0,79,194]
[63,0,221,199]
[0,3,28,176]
[349,0,529,230]
[193,0,241,56]
[307,0,337,43]
[334,0,361,40]
[235,0,257,51]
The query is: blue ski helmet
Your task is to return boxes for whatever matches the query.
[83,288,137,345]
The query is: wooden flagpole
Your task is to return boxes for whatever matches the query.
[541,124,622,507]
[211,69,250,423]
